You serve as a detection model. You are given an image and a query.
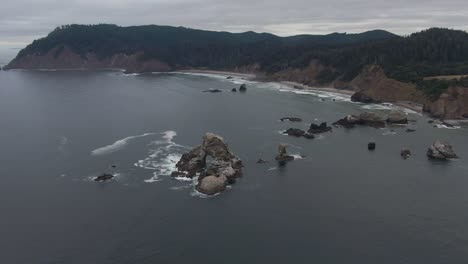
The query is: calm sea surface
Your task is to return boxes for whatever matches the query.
[1,70,468,264]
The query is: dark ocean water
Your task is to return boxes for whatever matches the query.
[1,70,468,264]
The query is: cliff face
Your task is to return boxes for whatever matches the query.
[423,87,468,119]
[5,46,171,73]
[347,65,426,103]
[266,60,328,86]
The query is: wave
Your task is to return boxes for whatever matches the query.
[277,87,351,102]
[91,133,156,155]
[434,124,461,130]
[134,131,191,183]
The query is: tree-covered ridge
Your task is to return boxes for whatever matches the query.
[15,24,397,66]
[11,24,468,97]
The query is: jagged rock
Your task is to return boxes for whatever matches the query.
[203,89,222,93]
[231,88,237,92]
[303,133,315,139]
[284,128,306,137]
[172,133,242,195]
[401,148,412,159]
[239,84,247,92]
[280,117,302,122]
[333,115,360,128]
[275,144,295,162]
[94,173,114,182]
[174,145,206,177]
[196,176,228,195]
[427,141,458,160]
[351,91,381,103]
[368,142,376,150]
[308,122,332,134]
[387,110,408,124]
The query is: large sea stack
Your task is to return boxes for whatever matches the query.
[171,133,242,195]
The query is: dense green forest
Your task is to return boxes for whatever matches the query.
[11,24,468,97]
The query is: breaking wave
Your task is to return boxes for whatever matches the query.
[134,131,191,183]
[91,133,156,156]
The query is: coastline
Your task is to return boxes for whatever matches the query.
[180,69,425,115]
[175,69,256,79]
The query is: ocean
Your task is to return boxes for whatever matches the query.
[1,69,467,263]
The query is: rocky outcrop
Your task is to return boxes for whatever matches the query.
[5,46,172,73]
[275,144,295,162]
[334,112,386,128]
[427,141,458,160]
[203,89,222,93]
[351,91,381,103]
[423,87,468,119]
[308,122,332,134]
[387,110,408,124]
[284,128,305,137]
[348,65,425,103]
[280,117,302,122]
[196,176,227,195]
[94,173,114,182]
[172,133,242,195]
[401,148,412,159]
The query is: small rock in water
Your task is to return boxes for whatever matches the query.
[275,144,295,164]
[401,148,412,159]
[231,88,237,92]
[94,173,114,182]
[226,76,233,79]
[368,142,376,151]
[284,128,306,137]
[257,159,269,164]
[280,117,302,122]
[406,129,416,133]
[308,122,332,134]
[203,89,222,93]
[239,84,247,92]
[427,141,458,160]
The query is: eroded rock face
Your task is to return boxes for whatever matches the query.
[351,91,381,103]
[423,87,468,119]
[427,141,458,160]
[172,133,242,195]
[387,110,408,124]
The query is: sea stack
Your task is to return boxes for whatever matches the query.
[171,133,243,195]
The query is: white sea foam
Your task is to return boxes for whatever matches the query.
[434,124,461,130]
[278,87,351,102]
[91,133,156,155]
[135,131,191,183]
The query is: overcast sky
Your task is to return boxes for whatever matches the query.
[1,0,468,62]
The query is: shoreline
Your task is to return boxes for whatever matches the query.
[175,69,256,79]
[179,70,425,114]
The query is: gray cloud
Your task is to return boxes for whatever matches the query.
[1,0,468,61]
